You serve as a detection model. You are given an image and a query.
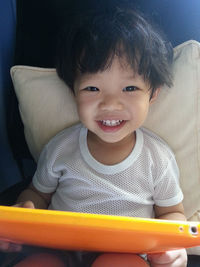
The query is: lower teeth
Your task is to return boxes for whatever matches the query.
[101,120,123,126]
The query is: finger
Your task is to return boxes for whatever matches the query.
[7,243,22,252]
[22,201,35,209]
[148,251,178,264]
[148,253,169,264]
[0,241,10,251]
[0,241,22,252]
[14,201,35,209]
[150,258,187,267]
[148,250,187,267]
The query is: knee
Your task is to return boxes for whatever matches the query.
[92,253,149,267]
[14,253,66,267]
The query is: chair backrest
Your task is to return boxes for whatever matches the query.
[0,0,22,192]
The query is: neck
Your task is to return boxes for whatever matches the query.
[87,131,136,165]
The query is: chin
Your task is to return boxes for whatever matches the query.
[98,134,128,144]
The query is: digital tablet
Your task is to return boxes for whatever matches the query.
[0,205,200,254]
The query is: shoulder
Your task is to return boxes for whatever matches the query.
[139,128,180,185]
[49,123,82,144]
[140,127,175,161]
[39,123,82,160]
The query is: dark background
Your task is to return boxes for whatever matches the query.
[15,0,200,67]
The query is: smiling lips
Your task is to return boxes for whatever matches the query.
[101,119,123,126]
[97,119,126,132]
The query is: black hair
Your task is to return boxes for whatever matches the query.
[56,7,173,96]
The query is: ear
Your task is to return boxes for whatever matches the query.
[150,88,160,104]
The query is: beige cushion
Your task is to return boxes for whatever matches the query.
[11,40,200,253]
[143,40,200,221]
[143,40,200,255]
[11,67,79,161]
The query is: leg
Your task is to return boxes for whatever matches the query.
[2,247,79,267]
[14,253,66,267]
[91,253,149,267]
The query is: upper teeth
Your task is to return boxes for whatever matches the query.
[101,120,123,126]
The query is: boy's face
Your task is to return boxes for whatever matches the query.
[74,56,159,145]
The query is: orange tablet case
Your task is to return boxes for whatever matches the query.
[0,205,200,254]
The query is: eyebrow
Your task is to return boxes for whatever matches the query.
[123,74,136,80]
[121,73,143,82]
[78,73,102,82]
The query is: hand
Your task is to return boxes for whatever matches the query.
[14,200,35,209]
[148,249,187,267]
[0,200,35,253]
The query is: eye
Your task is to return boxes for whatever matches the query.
[83,86,99,92]
[123,86,138,92]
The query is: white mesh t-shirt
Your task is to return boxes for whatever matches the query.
[32,123,183,218]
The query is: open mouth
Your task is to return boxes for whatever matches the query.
[100,120,124,127]
[97,119,126,132]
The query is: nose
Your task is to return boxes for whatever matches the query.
[99,92,124,111]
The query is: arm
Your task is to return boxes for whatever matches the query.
[1,139,56,252]
[154,202,186,221]
[16,182,53,209]
[148,202,187,267]
[0,183,53,252]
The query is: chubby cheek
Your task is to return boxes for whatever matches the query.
[130,99,150,123]
[76,98,94,125]
[76,100,85,121]
[77,105,87,123]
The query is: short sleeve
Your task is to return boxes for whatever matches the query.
[32,143,61,193]
[153,156,183,207]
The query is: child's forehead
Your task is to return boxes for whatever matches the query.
[76,69,148,89]
[77,56,140,80]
